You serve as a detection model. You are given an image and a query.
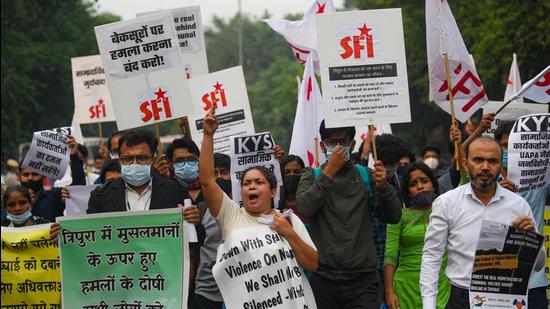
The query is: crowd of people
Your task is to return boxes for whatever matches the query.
[1,107,548,309]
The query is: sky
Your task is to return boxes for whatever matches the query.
[94,0,345,25]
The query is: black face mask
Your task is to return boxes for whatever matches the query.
[21,178,43,192]
[408,191,437,209]
[216,178,232,197]
[283,175,301,195]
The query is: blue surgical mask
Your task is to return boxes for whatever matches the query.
[502,151,508,169]
[7,210,32,225]
[174,161,199,183]
[325,145,351,161]
[121,164,151,187]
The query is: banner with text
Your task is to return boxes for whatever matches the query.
[71,55,116,124]
[482,101,548,137]
[189,66,255,154]
[469,220,544,308]
[316,8,411,128]
[58,209,187,308]
[230,132,282,207]
[21,127,73,180]
[1,224,61,309]
[138,5,208,78]
[508,113,550,193]
[95,12,194,130]
[213,225,317,308]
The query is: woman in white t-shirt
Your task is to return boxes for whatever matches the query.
[198,105,318,273]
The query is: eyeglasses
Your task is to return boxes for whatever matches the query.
[322,140,352,148]
[119,155,153,165]
[173,157,198,166]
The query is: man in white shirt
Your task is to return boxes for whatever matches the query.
[420,137,545,309]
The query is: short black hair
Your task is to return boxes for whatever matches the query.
[402,152,416,163]
[421,145,441,158]
[494,121,514,143]
[401,162,439,206]
[2,185,32,208]
[374,134,411,166]
[465,136,503,158]
[214,152,230,170]
[319,119,356,141]
[241,166,277,190]
[166,138,200,162]
[107,131,123,152]
[94,154,104,161]
[118,130,158,156]
[282,155,305,170]
[99,159,121,183]
[77,144,88,159]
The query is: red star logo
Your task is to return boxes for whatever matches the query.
[507,79,513,85]
[358,23,372,36]
[155,88,167,99]
[214,82,223,91]
[316,2,326,14]
[97,98,104,105]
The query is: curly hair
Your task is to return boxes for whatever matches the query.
[374,134,411,166]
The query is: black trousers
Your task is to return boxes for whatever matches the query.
[310,272,381,309]
[445,285,469,309]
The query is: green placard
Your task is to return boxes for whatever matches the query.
[58,208,185,308]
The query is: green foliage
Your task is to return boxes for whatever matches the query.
[1,0,120,158]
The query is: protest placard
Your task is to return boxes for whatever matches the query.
[316,9,411,128]
[138,5,208,78]
[230,132,282,207]
[469,220,544,308]
[213,225,317,309]
[58,209,188,308]
[71,55,116,125]
[507,113,550,193]
[21,127,72,180]
[95,12,194,130]
[482,101,548,137]
[1,224,61,308]
[64,185,99,216]
[189,66,255,154]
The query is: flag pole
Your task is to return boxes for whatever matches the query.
[493,97,515,116]
[314,138,320,168]
[154,123,163,156]
[369,125,378,162]
[443,53,462,171]
[97,122,103,141]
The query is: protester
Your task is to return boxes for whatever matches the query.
[93,154,104,173]
[98,159,121,183]
[296,120,402,308]
[199,106,318,271]
[398,152,416,167]
[279,155,310,224]
[420,137,545,309]
[421,145,446,177]
[384,163,450,309]
[494,121,549,308]
[4,159,20,187]
[213,152,231,196]
[2,185,50,227]
[99,130,124,160]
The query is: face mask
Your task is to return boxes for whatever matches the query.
[121,164,151,187]
[174,162,199,183]
[21,179,43,192]
[502,151,508,169]
[283,175,301,195]
[408,191,437,209]
[216,178,232,196]
[7,210,32,225]
[423,157,439,171]
[326,145,351,161]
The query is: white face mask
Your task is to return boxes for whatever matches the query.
[110,153,119,159]
[423,157,439,170]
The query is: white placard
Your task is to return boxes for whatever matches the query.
[189,66,255,154]
[230,132,282,208]
[71,55,115,124]
[95,12,194,130]
[482,101,548,137]
[353,124,392,152]
[65,185,98,216]
[316,9,411,128]
[507,113,550,193]
[138,6,209,78]
[213,226,317,308]
[21,127,73,180]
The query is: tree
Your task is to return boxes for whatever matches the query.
[1,0,120,158]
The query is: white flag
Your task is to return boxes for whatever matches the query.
[289,53,324,167]
[70,112,84,143]
[264,0,334,68]
[517,65,550,104]
[426,0,488,123]
[504,53,523,103]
